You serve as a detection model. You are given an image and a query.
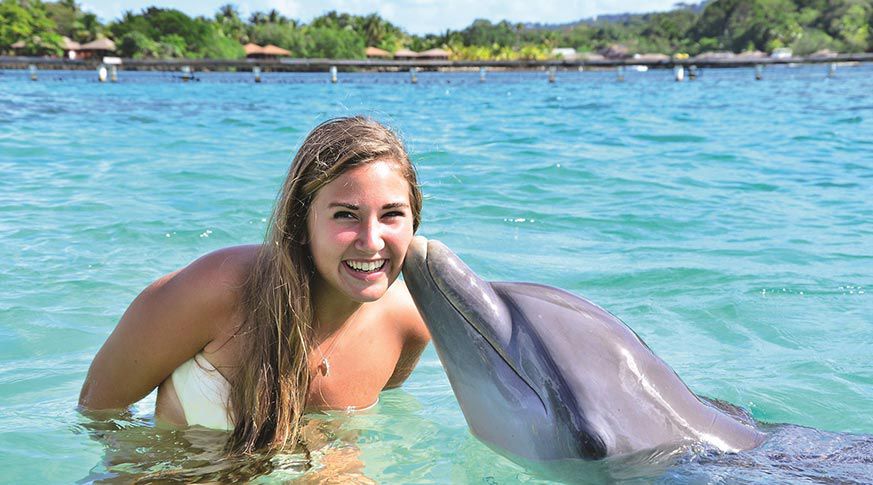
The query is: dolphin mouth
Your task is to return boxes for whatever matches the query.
[417,237,547,411]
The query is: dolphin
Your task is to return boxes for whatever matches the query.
[402,236,765,462]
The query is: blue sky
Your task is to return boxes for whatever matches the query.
[79,1,683,34]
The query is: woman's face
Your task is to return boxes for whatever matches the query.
[307,160,415,304]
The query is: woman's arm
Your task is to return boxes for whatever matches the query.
[78,246,252,411]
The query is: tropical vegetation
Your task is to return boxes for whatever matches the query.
[1,0,871,60]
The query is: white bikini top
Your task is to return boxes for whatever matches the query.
[171,352,234,430]
[170,353,379,430]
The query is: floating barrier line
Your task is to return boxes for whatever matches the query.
[3,53,872,72]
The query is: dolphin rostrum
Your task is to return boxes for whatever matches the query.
[402,236,765,462]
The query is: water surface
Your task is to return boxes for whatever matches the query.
[1,65,871,483]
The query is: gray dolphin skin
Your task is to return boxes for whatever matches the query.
[402,236,766,462]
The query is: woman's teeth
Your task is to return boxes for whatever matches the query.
[345,259,386,273]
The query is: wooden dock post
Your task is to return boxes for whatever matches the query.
[109,65,117,82]
[98,65,107,82]
[410,67,418,84]
[329,65,337,83]
[253,66,262,83]
[479,66,486,82]
[755,64,763,80]
[688,65,698,80]
[674,65,685,82]
[28,64,37,81]
[828,62,836,78]
[548,66,556,83]
[617,65,625,82]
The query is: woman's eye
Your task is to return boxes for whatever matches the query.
[333,211,356,220]
[383,211,406,219]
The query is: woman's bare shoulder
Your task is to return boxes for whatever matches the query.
[188,244,260,286]
[384,279,430,345]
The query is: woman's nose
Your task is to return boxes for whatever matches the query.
[356,218,385,252]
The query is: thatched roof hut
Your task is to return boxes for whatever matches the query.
[79,38,115,52]
[60,36,81,59]
[244,43,262,57]
[260,44,291,57]
[365,46,391,58]
[61,37,81,51]
[76,37,115,60]
[418,48,450,60]
[394,48,419,59]
[244,43,291,58]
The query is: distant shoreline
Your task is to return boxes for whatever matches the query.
[3,54,872,73]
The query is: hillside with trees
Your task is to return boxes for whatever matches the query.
[1,0,871,59]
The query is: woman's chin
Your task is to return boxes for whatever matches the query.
[345,287,387,303]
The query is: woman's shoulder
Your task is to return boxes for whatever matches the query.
[381,279,430,345]
[188,244,260,281]
[149,245,260,330]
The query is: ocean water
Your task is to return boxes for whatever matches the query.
[0,65,871,483]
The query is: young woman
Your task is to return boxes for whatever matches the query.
[79,116,430,454]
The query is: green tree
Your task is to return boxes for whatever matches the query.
[249,21,306,54]
[834,2,870,51]
[694,0,802,52]
[214,4,247,43]
[118,30,158,58]
[790,27,839,54]
[460,19,520,47]
[44,1,103,42]
[0,0,62,55]
[304,25,364,58]
[109,7,242,59]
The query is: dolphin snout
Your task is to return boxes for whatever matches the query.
[402,236,429,286]
[404,236,428,271]
[408,235,428,260]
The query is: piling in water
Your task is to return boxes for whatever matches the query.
[755,64,763,80]
[28,64,37,81]
[479,66,486,82]
[329,66,337,84]
[410,67,418,84]
[548,66,556,83]
[617,65,625,82]
[253,66,262,83]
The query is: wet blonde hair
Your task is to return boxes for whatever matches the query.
[226,116,422,454]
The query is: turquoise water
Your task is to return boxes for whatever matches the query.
[1,66,871,483]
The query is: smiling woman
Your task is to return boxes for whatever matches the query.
[78,116,430,454]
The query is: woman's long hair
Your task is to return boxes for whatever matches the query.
[225,116,422,454]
